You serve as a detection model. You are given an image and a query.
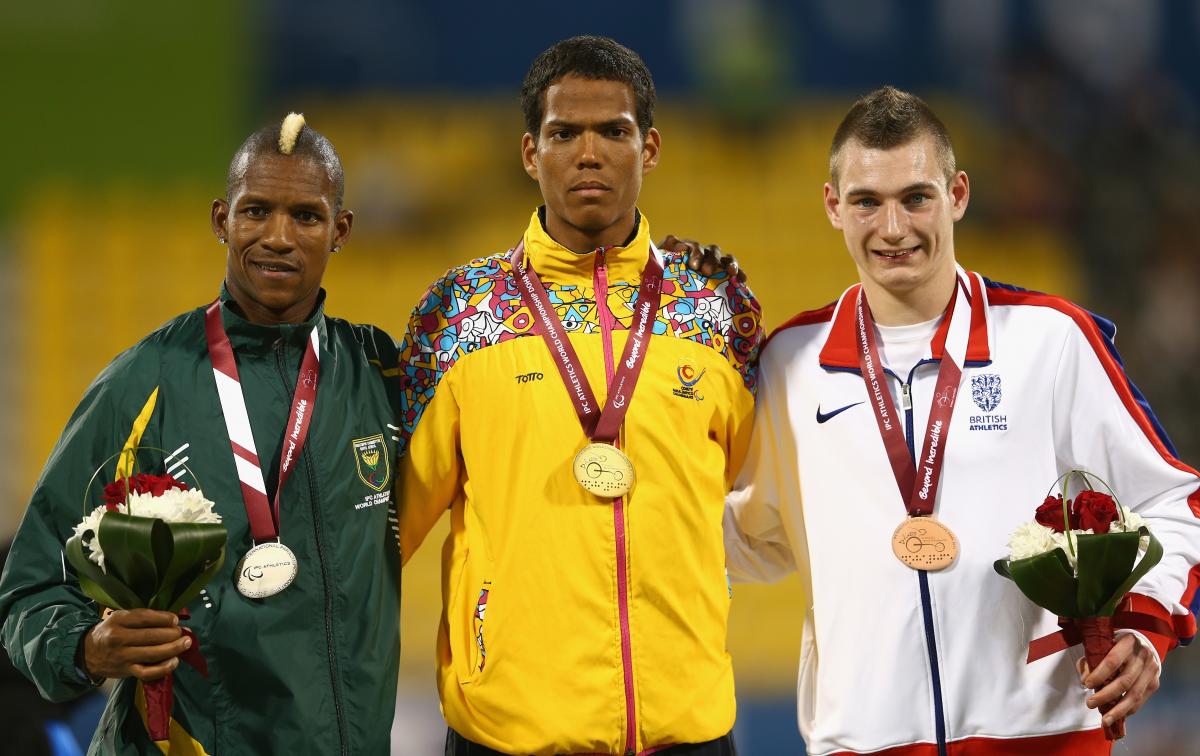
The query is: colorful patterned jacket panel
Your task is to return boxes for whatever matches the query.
[397,224,759,450]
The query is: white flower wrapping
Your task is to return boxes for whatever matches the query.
[73,488,222,572]
[1005,505,1148,573]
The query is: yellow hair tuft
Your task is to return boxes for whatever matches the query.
[279,112,306,155]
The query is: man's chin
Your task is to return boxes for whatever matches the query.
[563,209,619,232]
[868,267,927,294]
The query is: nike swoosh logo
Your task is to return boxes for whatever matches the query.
[815,401,864,424]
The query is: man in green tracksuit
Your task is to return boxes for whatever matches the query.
[0,115,402,754]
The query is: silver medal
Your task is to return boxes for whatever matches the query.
[236,541,298,598]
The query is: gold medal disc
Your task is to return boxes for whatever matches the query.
[573,443,635,498]
[892,517,959,571]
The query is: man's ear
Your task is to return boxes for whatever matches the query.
[949,171,970,222]
[333,210,354,250]
[823,183,844,230]
[521,133,539,181]
[211,198,230,241]
[641,127,661,174]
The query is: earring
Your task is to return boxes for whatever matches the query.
[218,237,226,245]
[332,246,341,253]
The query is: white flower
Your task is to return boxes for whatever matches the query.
[72,488,220,573]
[1007,521,1058,561]
[1108,505,1147,533]
[73,503,126,571]
[1108,505,1151,554]
[125,488,222,525]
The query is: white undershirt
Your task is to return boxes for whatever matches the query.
[875,315,943,380]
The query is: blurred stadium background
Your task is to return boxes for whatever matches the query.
[2,1,1199,753]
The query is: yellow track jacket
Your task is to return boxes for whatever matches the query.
[397,211,762,755]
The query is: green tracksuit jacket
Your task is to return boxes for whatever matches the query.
[0,288,402,755]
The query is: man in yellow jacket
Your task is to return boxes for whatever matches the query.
[396,36,762,755]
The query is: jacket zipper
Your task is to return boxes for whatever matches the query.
[595,249,638,755]
[901,365,948,756]
[275,340,349,756]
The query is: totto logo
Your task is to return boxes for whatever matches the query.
[515,372,544,384]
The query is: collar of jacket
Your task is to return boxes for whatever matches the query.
[519,207,654,284]
[817,265,993,370]
[216,283,329,355]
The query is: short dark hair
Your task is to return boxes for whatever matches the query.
[520,35,656,141]
[225,117,345,210]
[829,86,956,189]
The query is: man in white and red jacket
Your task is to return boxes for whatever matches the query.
[724,86,1200,756]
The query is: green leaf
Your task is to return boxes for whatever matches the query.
[64,534,142,609]
[1004,548,1080,617]
[96,513,171,605]
[1097,527,1164,616]
[1074,531,1141,615]
[149,522,227,611]
[994,559,1013,579]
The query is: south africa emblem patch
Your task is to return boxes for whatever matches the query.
[971,374,1002,413]
[352,434,390,492]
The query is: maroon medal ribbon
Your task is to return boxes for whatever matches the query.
[204,300,321,543]
[855,288,963,517]
[510,241,663,444]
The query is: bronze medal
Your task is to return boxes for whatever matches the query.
[892,517,959,570]
[573,443,635,498]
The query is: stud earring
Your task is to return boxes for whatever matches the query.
[332,245,341,253]
[218,237,226,245]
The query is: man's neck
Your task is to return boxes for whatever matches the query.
[541,208,638,254]
[225,284,318,326]
[862,267,959,326]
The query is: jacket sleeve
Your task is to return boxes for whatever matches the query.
[724,343,799,583]
[395,283,463,567]
[0,352,148,701]
[1051,313,1200,661]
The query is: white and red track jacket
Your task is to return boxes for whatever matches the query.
[725,267,1200,756]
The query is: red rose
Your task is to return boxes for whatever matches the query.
[100,474,188,510]
[1035,494,1077,532]
[136,474,188,496]
[102,479,129,510]
[1075,490,1119,534]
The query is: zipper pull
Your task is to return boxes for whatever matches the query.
[901,383,912,411]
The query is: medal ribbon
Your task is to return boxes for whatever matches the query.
[511,240,663,443]
[855,284,966,517]
[204,300,321,542]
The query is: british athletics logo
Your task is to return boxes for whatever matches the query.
[969,374,1007,431]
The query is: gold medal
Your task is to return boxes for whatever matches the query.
[573,443,635,498]
[892,517,959,571]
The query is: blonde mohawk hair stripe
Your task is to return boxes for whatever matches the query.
[279,112,306,155]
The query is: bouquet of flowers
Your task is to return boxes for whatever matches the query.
[66,456,226,743]
[994,471,1162,740]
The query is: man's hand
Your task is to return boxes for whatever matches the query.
[658,235,747,283]
[1077,633,1161,728]
[83,608,191,682]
